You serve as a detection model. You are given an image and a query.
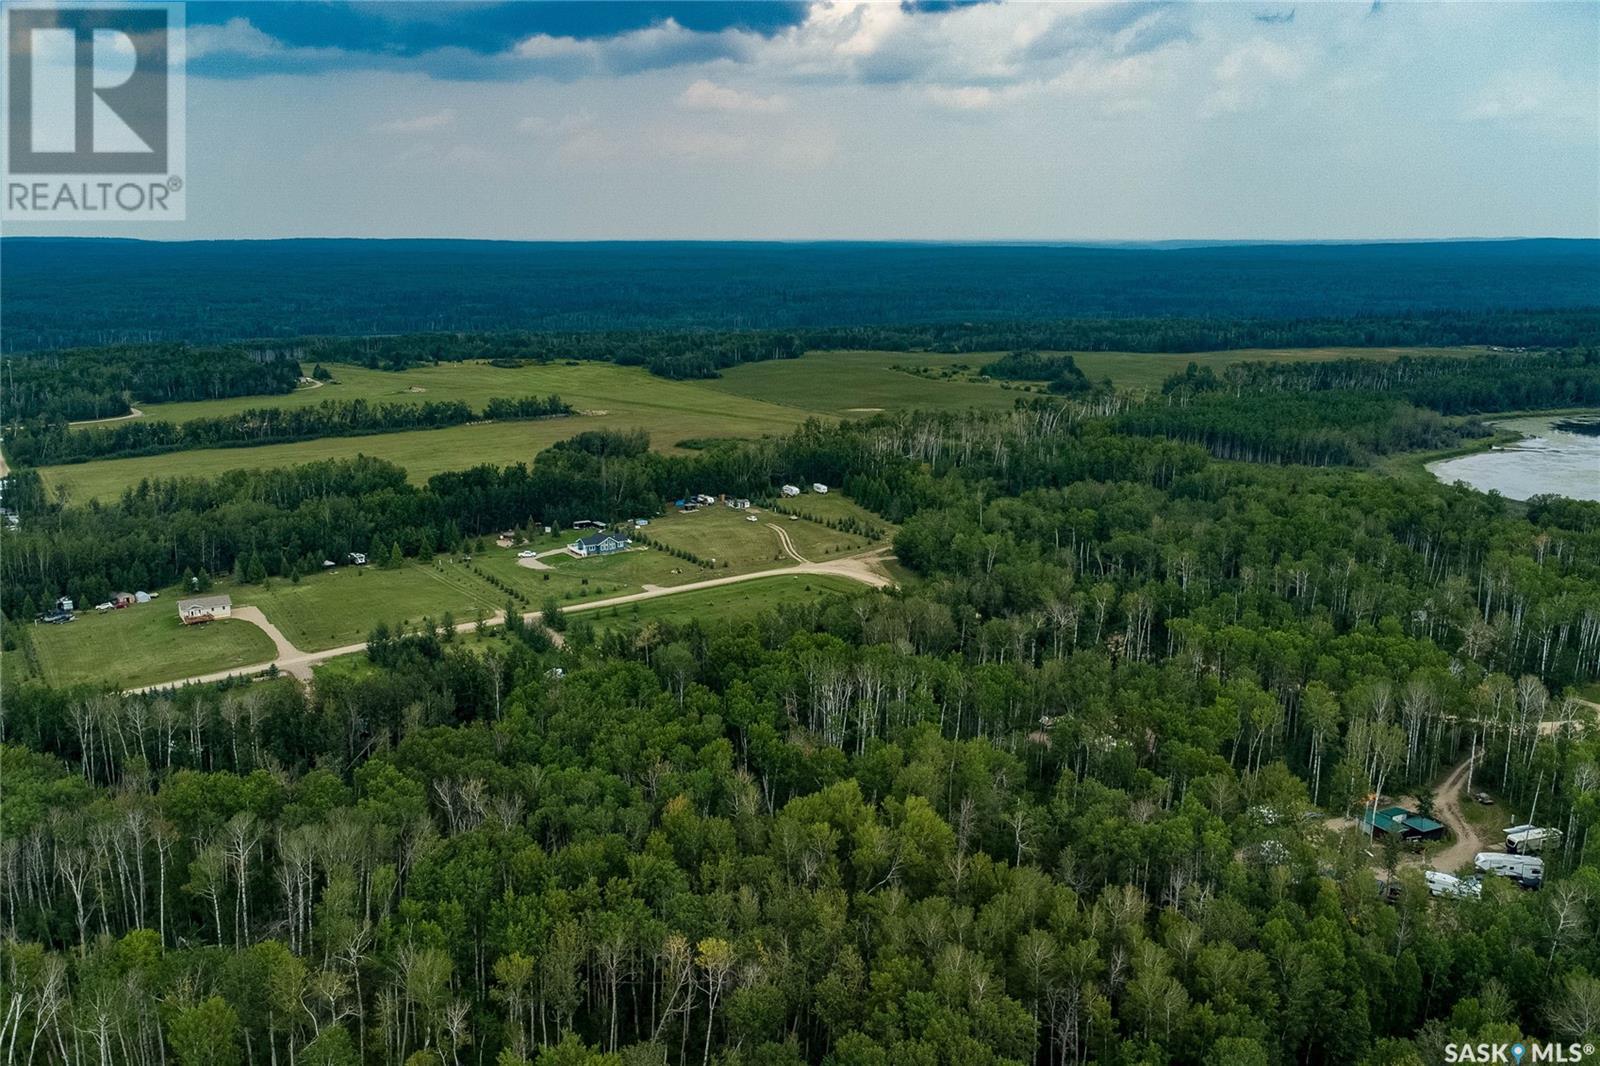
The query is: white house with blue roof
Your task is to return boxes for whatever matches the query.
[568,531,631,558]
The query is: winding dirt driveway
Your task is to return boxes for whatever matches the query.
[1427,755,1484,873]
[68,407,144,427]
[767,521,810,563]
[125,550,897,695]
[65,379,319,430]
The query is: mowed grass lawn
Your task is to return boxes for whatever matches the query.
[232,501,883,653]
[580,574,868,633]
[232,560,507,651]
[476,544,691,603]
[774,492,899,535]
[21,607,276,689]
[476,505,876,603]
[643,506,873,569]
[43,362,813,502]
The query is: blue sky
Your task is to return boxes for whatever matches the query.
[15,0,1599,240]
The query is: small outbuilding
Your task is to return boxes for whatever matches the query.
[178,594,232,625]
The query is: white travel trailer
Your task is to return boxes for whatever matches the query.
[1474,852,1544,886]
[780,485,801,498]
[811,482,828,494]
[1424,871,1481,899]
[1504,824,1563,854]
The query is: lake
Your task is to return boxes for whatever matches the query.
[1427,413,1600,502]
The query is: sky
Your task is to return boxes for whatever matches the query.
[9,0,1599,241]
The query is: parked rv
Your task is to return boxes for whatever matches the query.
[1425,871,1482,900]
[1504,824,1563,854]
[1474,852,1543,887]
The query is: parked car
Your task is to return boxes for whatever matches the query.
[1473,791,1494,805]
[518,550,536,558]
[745,514,759,522]
[95,602,113,612]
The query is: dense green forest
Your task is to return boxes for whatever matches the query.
[4,329,1600,1066]
[3,393,1600,1056]
[1164,347,1600,416]
[1,344,304,423]
[5,395,571,467]
[1132,347,1600,464]
[5,239,1598,350]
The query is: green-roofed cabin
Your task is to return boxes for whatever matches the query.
[1360,806,1446,843]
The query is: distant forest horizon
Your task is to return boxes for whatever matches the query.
[5,237,1598,352]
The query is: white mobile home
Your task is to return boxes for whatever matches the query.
[178,594,232,624]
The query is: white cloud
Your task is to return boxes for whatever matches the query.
[679,79,785,113]
[1203,38,1308,115]
[518,111,595,136]
[1465,69,1594,134]
[186,17,347,65]
[925,85,1001,111]
[39,1,1595,240]
[376,109,456,133]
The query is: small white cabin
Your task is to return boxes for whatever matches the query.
[178,594,232,625]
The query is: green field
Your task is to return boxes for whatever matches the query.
[42,362,814,502]
[232,561,508,651]
[580,574,868,632]
[37,348,1491,502]
[228,504,880,652]
[471,507,874,605]
[770,491,899,535]
[706,346,1494,411]
[18,607,276,689]
[643,506,872,568]
[707,350,1017,414]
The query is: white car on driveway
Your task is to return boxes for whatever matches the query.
[518,550,536,558]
